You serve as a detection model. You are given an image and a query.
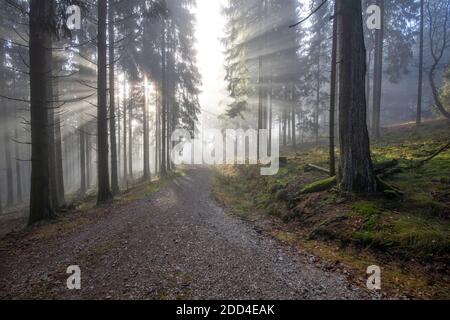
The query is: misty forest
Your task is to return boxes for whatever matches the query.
[0,0,449,300]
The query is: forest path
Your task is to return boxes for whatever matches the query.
[0,168,368,300]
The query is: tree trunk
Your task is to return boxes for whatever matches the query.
[14,127,23,204]
[416,0,424,125]
[166,94,171,172]
[54,106,65,207]
[117,90,121,178]
[371,0,384,138]
[143,79,150,181]
[428,66,450,119]
[86,125,91,189]
[123,77,128,188]
[337,0,377,193]
[160,23,167,177]
[329,4,338,177]
[4,118,14,207]
[141,4,152,179]
[278,117,282,146]
[108,0,119,194]
[256,0,266,160]
[315,44,321,146]
[0,38,3,213]
[80,127,86,196]
[63,133,68,189]
[287,111,291,144]
[155,88,160,175]
[366,46,373,129]
[2,57,14,207]
[427,0,450,120]
[166,38,175,173]
[73,132,77,187]
[128,97,133,183]
[282,107,287,147]
[268,78,273,155]
[28,0,55,224]
[48,68,59,211]
[291,83,296,148]
[97,0,113,203]
[53,55,65,208]
[257,55,263,159]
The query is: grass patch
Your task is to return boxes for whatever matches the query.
[352,201,382,216]
[353,215,450,256]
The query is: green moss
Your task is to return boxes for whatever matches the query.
[408,193,448,217]
[300,176,337,194]
[362,215,381,232]
[352,201,382,216]
[353,214,450,256]
[389,216,450,254]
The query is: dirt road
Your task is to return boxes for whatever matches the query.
[0,168,368,300]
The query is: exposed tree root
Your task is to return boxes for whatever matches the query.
[374,159,399,174]
[299,152,448,196]
[376,177,404,196]
[304,164,331,175]
[298,172,404,197]
[407,141,450,169]
[305,160,400,177]
[378,167,404,179]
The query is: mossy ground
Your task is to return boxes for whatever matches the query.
[213,119,450,299]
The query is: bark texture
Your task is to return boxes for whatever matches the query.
[28,0,55,224]
[416,0,425,125]
[371,0,384,138]
[329,4,338,177]
[109,0,120,194]
[337,0,377,193]
[97,0,113,203]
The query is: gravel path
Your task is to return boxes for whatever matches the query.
[0,168,368,300]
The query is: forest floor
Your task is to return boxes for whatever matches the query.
[213,119,450,299]
[0,169,370,300]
